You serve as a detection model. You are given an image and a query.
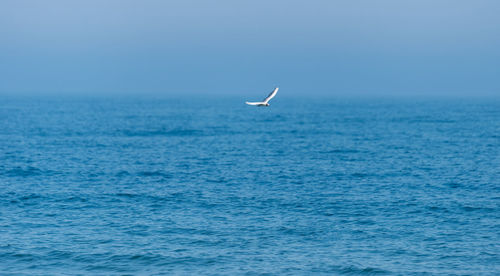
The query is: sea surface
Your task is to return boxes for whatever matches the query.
[0,95,499,275]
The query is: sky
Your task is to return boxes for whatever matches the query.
[1,0,499,97]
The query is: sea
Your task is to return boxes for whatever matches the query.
[0,95,499,275]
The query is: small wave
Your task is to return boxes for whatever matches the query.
[137,171,172,178]
[115,192,140,199]
[350,172,372,178]
[393,116,456,124]
[47,250,74,260]
[115,170,131,177]
[85,253,223,268]
[312,264,390,275]
[205,178,228,183]
[340,266,389,275]
[206,126,240,135]
[323,149,360,154]
[111,193,181,205]
[0,252,38,262]
[426,205,449,213]
[18,194,44,201]
[122,128,203,137]
[54,196,88,203]
[445,182,462,188]
[461,205,495,213]
[6,193,46,206]
[4,166,42,177]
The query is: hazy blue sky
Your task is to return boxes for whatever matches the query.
[1,0,499,96]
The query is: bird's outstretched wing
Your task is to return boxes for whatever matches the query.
[245,102,262,106]
[263,87,278,103]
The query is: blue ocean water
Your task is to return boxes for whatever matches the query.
[0,96,499,275]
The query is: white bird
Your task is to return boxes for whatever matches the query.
[245,87,279,106]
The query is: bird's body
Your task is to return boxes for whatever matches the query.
[245,102,270,107]
[246,87,278,106]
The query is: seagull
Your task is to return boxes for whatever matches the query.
[245,87,278,106]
